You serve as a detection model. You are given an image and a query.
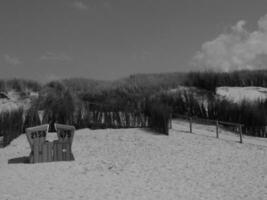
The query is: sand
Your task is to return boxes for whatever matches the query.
[216,86,267,103]
[1,121,267,200]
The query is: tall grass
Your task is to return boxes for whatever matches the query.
[0,79,41,92]
[157,90,267,137]
[145,100,172,135]
[23,78,171,134]
[3,70,267,142]
[0,108,24,147]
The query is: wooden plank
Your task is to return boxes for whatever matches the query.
[42,141,53,162]
[54,123,75,131]
[52,141,73,162]
[38,144,43,163]
[26,124,49,151]
[65,143,71,161]
[26,124,49,133]
[55,123,75,145]
[62,142,66,161]
[29,151,34,163]
[218,121,243,127]
[239,125,243,144]
[54,123,75,161]
[193,117,217,125]
[43,142,47,162]
[33,143,39,163]
[53,141,58,161]
[189,117,192,133]
[169,114,172,129]
[58,130,73,143]
[47,142,53,162]
[57,142,63,161]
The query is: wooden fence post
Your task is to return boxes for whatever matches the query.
[239,125,243,144]
[169,114,172,129]
[189,117,192,133]
[216,120,219,138]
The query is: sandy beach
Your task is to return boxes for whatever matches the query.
[1,121,267,200]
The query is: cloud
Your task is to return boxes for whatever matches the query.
[71,1,112,12]
[72,1,88,11]
[40,52,72,62]
[3,54,22,65]
[193,13,267,72]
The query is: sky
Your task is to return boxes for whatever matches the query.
[1,0,267,82]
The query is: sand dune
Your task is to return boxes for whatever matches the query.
[216,86,267,103]
[1,121,267,200]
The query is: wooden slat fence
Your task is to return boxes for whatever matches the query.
[76,101,149,129]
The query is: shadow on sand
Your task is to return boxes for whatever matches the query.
[8,156,29,164]
[142,128,169,136]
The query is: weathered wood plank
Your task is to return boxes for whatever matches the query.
[57,142,63,161]
[47,142,53,162]
[33,143,39,163]
[55,123,75,161]
[62,142,66,161]
[65,143,71,161]
[189,117,192,133]
[26,124,49,149]
[43,142,47,162]
[53,141,58,161]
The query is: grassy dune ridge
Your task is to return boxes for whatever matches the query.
[1,70,267,139]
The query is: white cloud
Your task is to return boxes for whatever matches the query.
[40,52,72,62]
[3,54,22,65]
[72,1,88,11]
[71,1,112,12]
[193,13,267,72]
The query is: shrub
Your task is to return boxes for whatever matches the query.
[145,100,172,135]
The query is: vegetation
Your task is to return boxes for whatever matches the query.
[145,100,172,135]
[0,108,24,147]
[0,79,41,93]
[74,102,149,129]
[63,72,186,98]
[2,70,267,146]
[156,89,267,137]
[185,70,267,92]
[29,81,76,131]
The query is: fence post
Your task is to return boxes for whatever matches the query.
[169,113,172,129]
[239,125,243,144]
[216,120,219,138]
[189,117,192,133]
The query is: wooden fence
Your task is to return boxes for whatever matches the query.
[173,114,244,143]
[243,126,267,138]
[76,101,173,135]
[1,100,173,148]
[75,101,149,129]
